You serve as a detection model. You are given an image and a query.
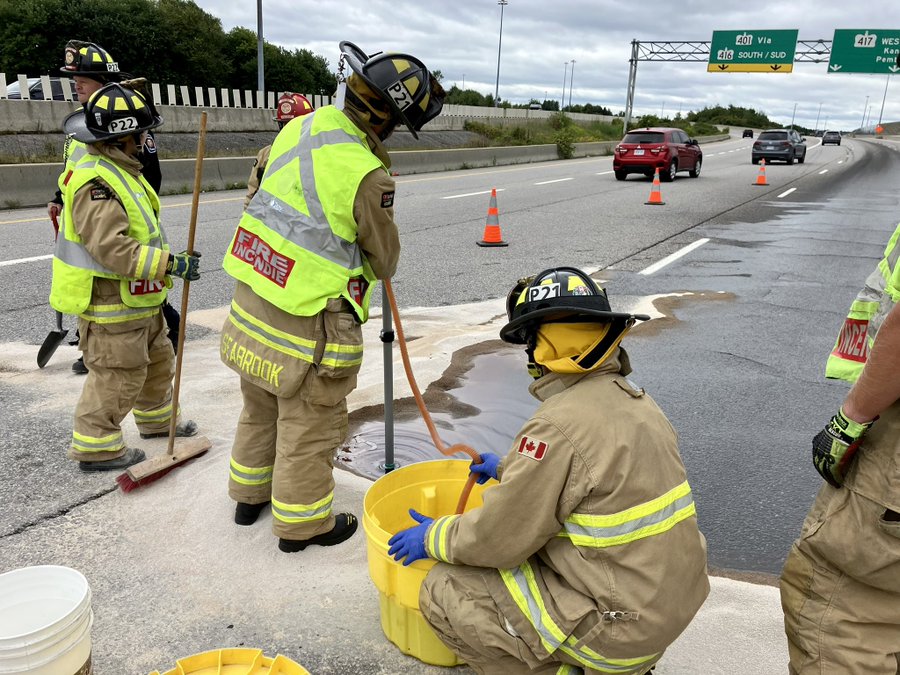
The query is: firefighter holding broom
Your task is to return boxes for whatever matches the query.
[51,80,200,472]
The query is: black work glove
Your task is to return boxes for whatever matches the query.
[812,408,874,488]
[167,250,201,281]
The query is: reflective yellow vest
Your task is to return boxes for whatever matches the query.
[826,222,900,382]
[50,152,169,321]
[222,106,385,322]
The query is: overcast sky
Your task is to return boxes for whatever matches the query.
[199,0,899,132]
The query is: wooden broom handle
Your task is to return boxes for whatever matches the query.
[167,111,207,454]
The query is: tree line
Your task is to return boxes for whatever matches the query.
[0,0,335,95]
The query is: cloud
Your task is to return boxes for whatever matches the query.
[198,0,899,130]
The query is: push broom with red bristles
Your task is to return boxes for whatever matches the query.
[116,111,212,492]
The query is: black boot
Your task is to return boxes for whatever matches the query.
[79,448,145,472]
[278,513,358,552]
[72,357,88,375]
[235,501,270,526]
[140,420,198,439]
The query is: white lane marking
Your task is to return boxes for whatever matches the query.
[0,253,52,268]
[838,160,844,164]
[819,169,829,175]
[534,177,574,185]
[442,188,506,200]
[596,170,614,175]
[778,188,797,198]
[639,238,710,276]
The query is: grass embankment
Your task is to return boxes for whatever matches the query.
[464,113,724,158]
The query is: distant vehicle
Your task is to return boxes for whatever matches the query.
[742,129,754,138]
[815,130,825,137]
[613,127,702,181]
[822,131,842,146]
[528,103,542,110]
[6,77,75,101]
[752,129,807,165]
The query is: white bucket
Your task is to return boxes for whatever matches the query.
[0,566,93,675]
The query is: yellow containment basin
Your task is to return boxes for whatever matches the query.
[363,458,489,667]
[148,648,309,675]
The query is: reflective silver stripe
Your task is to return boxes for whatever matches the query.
[244,118,365,272]
[55,234,118,275]
[72,432,123,452]
[66,141,87,166]
[321,343,363,367]
[562,492,695,543]
[271,493,333,522]
[82,304,158,321]
[228,304,316,360]
[229,466,273,484]
[504,566,565,652]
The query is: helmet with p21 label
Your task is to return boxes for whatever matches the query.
[338,41,445,139]
[500,267,650,345]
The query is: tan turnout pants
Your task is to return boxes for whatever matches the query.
[420,563,657,675]
[69,310,175,463]
[780,484,900,675]
[228,374,349,540]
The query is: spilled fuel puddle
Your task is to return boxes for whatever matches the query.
[337,344,539,480]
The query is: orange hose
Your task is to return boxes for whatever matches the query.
[384,279,482,514]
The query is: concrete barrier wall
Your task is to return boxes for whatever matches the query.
[0,97,616,134]
[0,135,727,209]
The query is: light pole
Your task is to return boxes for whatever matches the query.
[562,61,568,110]
[462,74,465,90]
[256,0,264,94]
[568,59,576,109]
[877,74,892,127]
[789,102,797,130]
[860,95,870,131]
[865,103,873,131]
[813,102,822,134]
[493,0,508,108]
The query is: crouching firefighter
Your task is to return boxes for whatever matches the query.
[389,267,710,674]
[221,41,444,552]
[52,81,200,472]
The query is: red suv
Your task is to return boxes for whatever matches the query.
[613,127,703,181]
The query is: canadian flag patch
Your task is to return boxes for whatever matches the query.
[517,435,548,461]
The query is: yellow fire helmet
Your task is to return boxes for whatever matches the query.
[500,267,650,378]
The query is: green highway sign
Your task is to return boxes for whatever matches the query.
[708,30,798,73]
[828,29,900,74]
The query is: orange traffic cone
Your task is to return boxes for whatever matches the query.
[753,158,769,186]
[644,169,666,205]
[477,188,508,247]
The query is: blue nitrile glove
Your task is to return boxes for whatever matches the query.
[387,509,433,566]
[168,250,201,281]
[469,452,501,485]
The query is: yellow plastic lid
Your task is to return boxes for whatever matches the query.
[148,648,310,675]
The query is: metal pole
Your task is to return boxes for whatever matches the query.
[789,102,797,130]
[865,104,872,130]
[623,40,639,134]
[568,59,576,108]
[813,102,822,133]
[860,95,869,131]
[494,0,508,107]
[381,284,395,473]
[561,61,568,110]
[877,74,891,127]
[256,0,264,94]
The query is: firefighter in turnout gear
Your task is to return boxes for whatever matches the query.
[243,92,314,210]
[221,42,444,552]
[389,268,710,674]
[780,220,900,673]
[53,81,200,471]
[50,40,176,374]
